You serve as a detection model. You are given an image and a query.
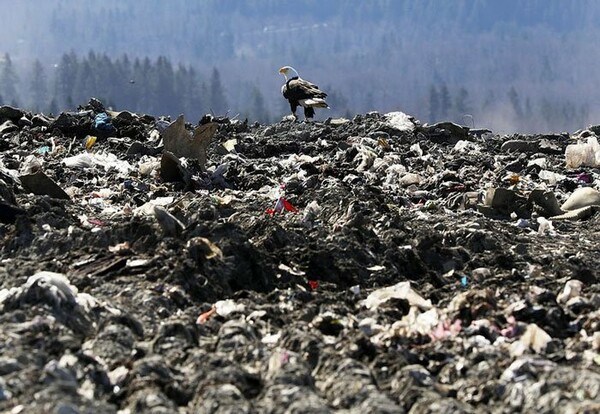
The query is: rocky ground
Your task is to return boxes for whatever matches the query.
[1,100,600,413]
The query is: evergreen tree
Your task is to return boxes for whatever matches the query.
[174,63,189,116]
[453,87,472,124]
[156,56,177,116]
[175,64,205,121]
[439,83,452,119]
[55,51,79,109]
[539,99,553,130]
[248,86,269,123]
[209,68,228,115]
[73,58,96,105]
[97,53,119,107]
[130,58,143,111]
[131,57,154,114]
[48,98,59,115]
[454,87,471,117]
[326,87,349,118]
[428,85,440,122]
[482,90,495,112]
[0,53,19,106]
[186,67,205,121]
[508,87,523,118]
[116,54,134,110]
[200,81,210,116]
[29,59,48,112]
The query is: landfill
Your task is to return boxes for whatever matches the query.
[1,99,600,413]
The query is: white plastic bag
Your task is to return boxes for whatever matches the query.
[565,137,600,168]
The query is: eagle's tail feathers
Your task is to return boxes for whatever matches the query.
[304,98,329,108]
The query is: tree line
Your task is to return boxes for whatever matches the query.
[427,83,589,133]
[0,50,591,132]
[3,1,600,132]
[0,51,271,123]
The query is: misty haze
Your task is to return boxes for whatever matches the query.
[0,0,599,132]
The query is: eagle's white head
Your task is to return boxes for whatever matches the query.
[278,66,299,81]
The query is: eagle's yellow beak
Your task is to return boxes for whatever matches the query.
[278,67,288,74]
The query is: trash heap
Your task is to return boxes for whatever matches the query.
[1,100,599,412]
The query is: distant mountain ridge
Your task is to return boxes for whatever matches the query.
[1,0,599,132]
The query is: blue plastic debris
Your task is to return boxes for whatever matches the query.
[94,112,116,132]
[460,275,468,287]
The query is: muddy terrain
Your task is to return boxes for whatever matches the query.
[1,101,599,413]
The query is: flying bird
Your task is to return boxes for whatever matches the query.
[279,66,329,121]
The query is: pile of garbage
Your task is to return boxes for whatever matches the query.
[1,99,599,412]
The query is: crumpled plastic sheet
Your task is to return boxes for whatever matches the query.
[63,151,133,175]
[362,281,432,310]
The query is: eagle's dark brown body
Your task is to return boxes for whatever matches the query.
[279,66,329,120]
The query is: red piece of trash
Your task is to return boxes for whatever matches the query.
[281,198,298,212]
[308,280,319,290]
[266,197,298,216]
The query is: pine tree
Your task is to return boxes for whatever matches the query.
[174,64,189,117]
[73,58,96,105]
[439,83,452,119]
[454,87,471,119]
[0,53,19,106]
[130,58,143,111]
[175,64,205,121]
[97,53,118,108]
[29,59,48,112]
[156,56,177,116]
[508,87,523,118]
[186,67,205,121]
[55,51,79,109]
[116,54,134,110]
[428,85,440,122]
[326,87,349,118]
[249,86,269,123]
[209,68,228,115]
[131,57,154,114]
[66,95,74,110]
[200,81,210,116]
[482,90,495,112]
[48,98,59,116]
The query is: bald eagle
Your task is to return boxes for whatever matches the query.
[279,66,329,121]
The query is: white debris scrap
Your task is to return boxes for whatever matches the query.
[261,332,281,345]
[510,323,552,356]
[410,143,423,156]
[392,307,440,337]
[362,281,432,310]
[0,271,119,315]
[63,151,133,175]
[556,279,583,304]
[214,299,245,317]
[384,111,416,133]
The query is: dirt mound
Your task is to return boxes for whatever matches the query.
[1,101,599,412]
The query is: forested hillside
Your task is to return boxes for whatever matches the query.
[1,0,599,132]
